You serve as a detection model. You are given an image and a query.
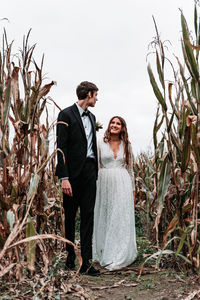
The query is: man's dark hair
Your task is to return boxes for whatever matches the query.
[76,81,98,100]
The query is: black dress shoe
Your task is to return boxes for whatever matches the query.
[79,264,100,276]
[65,255,76,270]
[65,261,75,270]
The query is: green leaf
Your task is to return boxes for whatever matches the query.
[177,253,192,265]
[198,15,200,46]
[157,154,171,206]
[156,50,165,89]
[27,173,40,203]
[181,13,199,82]
[167,110,175,133]
[153,106,159,149]
[178,59,197,115]
[178,107,190,140]
[142,249,174,270]
[26,216,36,273]
[162,204,192,248]
[147,64,167,111]
[176,225,194,257]
[181,41,196,82]
[153,112,164,152]
[169,132,182,160]
[194,5,198,38]
[191,123,200,161]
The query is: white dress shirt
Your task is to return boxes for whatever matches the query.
[75,103,95,158]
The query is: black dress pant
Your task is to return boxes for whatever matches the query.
[63,158,96,264]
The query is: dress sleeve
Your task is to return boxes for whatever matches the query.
[126,143,135,191]
[97,139,103,169]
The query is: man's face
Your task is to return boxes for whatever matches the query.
[87,91,98,107]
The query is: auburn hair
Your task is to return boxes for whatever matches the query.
[104,116,131,166]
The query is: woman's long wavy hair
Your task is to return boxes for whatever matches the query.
[104,116,131,166]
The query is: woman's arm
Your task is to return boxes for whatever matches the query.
[126,143,135,192]
[97,139,103,170]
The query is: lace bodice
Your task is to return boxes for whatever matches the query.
[98,139,135,190]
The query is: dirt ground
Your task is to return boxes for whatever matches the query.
[1,262,200,299]
[1,236,200,300]
[65,264,200,300]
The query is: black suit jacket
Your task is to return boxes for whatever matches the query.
[55,104,98,180]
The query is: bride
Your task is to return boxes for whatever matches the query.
[93,116,137,271]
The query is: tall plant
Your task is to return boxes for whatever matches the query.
[144,3,200,270]
[0,29,73,279]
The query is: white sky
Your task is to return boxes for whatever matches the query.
[1,0,195,155]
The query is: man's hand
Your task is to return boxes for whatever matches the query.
[62,179,73,197]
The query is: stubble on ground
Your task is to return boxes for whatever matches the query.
[65,264,200,300]
[1,262,200,299]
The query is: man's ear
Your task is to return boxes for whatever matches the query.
[88,91,92,98]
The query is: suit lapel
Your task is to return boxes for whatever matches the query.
[88,112,97,159]
[88,112,96,137]
[71,103,96,141]
[71,104,87,139]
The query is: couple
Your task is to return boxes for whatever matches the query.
[55,81,137,276]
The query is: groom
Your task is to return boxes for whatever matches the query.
[55,81,100,276]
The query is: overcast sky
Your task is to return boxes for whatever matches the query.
[1,0,195,155]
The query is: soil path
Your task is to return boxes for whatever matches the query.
[67,265,200,300]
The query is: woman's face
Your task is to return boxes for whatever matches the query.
[109,118,122,136]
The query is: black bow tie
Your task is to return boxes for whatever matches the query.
[82,110,89,117]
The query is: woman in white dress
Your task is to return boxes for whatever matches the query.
[93,116,137,271]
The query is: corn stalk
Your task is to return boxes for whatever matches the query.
[137,3,200,271]
[0,29,69,279]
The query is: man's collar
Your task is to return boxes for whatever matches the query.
[75,102,84,115]
[75,102,89,116]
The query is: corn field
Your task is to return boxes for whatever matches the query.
[0,29,83,290]
[1,2,200,299]
[135,3,200,273]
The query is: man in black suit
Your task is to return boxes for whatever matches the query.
[55,81,100,276]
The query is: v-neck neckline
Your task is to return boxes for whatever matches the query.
[108,141,122,160]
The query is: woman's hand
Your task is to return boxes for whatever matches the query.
[62,179,73,197]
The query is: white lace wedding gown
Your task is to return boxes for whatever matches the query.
[93,138,137,270]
